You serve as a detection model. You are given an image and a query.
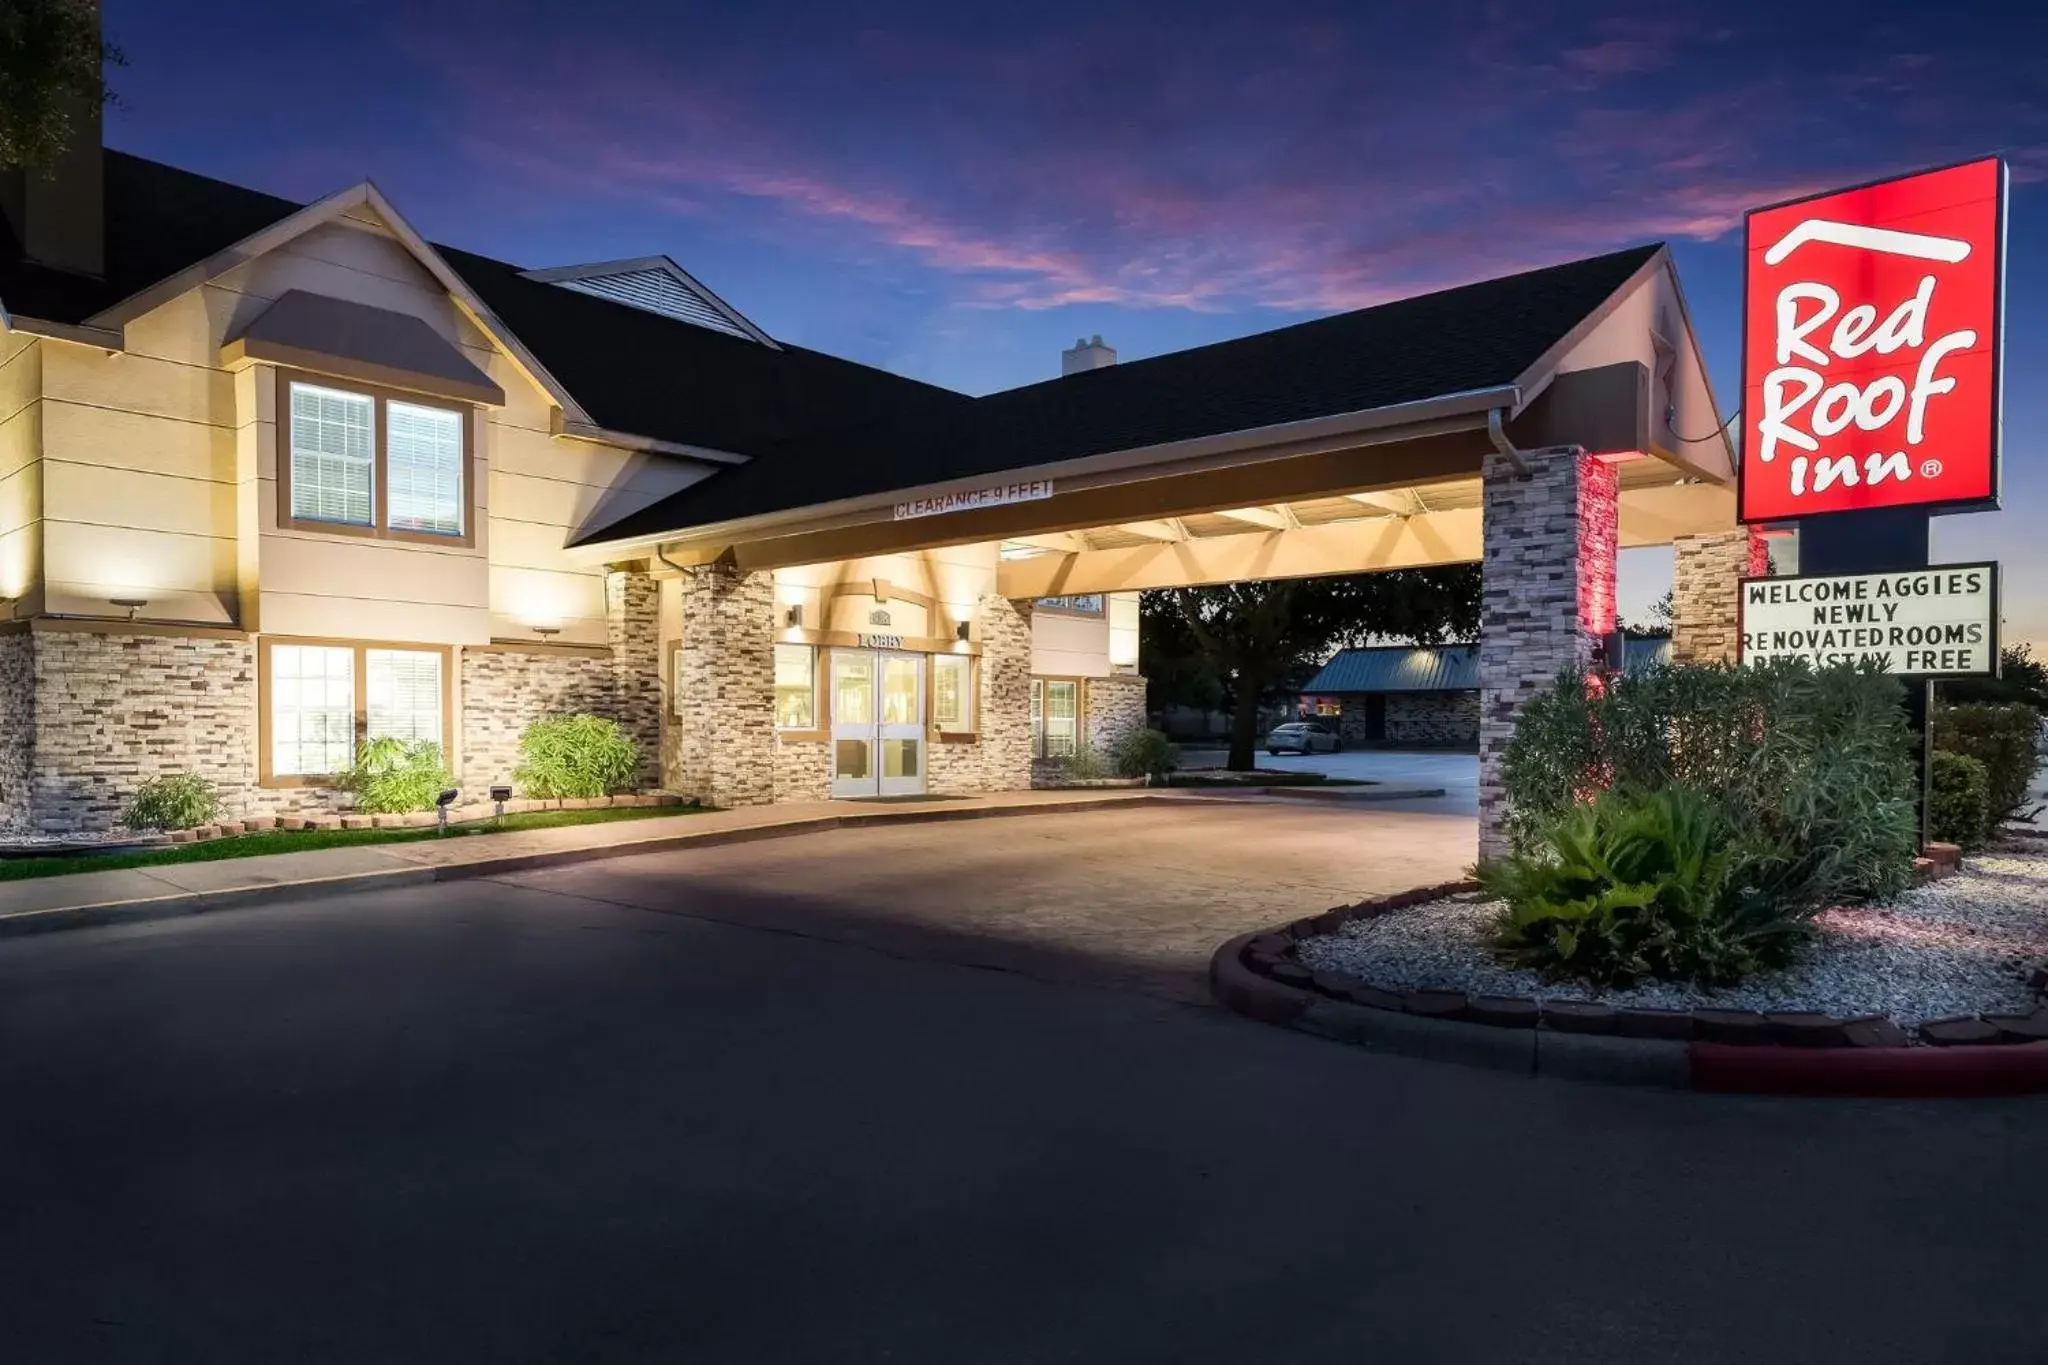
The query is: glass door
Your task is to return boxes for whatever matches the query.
[830,650,878,798]
[877,651,925,797]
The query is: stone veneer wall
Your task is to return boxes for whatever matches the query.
[673,566,776,808]
[1477,446,1618,860]
[459,647,619,796]
[1671,528,1769,663]
[928,595,1035,796]
[22,628,260,834]
[1386,691,1480,747]
[1082,673,1149,758]
[0,632,35,831]
[606,569,664,788]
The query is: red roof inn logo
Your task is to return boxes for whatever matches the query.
[1740,158,2006,523]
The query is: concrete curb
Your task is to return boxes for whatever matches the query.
[0,794,1181,942]
[1212,913,2048,1097]
[1211,930,1688,1085]
[1193,785,1448,804]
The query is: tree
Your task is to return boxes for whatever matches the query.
[1620,590,1673,638]
[0,0,122,171]
[1142,566,1481,770]
[1940,644,2048,712]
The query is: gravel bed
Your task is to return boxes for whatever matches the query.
[1297,844,2048,1025]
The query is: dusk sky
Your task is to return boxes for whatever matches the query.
[102,0,2048,643]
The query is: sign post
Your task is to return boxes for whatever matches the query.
[1739,156,2007,848]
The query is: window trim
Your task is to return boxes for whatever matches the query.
[1030,675,1086,760]
[929,652,977,741]
[258,636,455,787]
[772,641,824,737]
[276,368,477,548]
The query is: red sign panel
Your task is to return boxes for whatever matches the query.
[1740,158,2005,523]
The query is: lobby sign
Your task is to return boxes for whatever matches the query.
[1740,158,2006,523]
[1737,563,1997,677]
[894,479,1054,521]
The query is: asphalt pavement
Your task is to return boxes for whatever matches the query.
[0,808,2039,1364]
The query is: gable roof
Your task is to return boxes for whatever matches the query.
[519,256,777,346]
[1303,636,1672,693]
[582,243,1664,545]
[0,151,963,459]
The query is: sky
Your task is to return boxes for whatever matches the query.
[99,0,2048,643]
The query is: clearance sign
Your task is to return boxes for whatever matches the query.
[1740,158,2006,523]
[1738,563,1998,678]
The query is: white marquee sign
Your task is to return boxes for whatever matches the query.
[1737,564,1998,677]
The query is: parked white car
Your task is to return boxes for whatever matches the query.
[1265,720,1341,755]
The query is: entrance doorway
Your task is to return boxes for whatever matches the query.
[830,649,925,798]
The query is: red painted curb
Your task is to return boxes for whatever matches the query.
[1691,1040,2048,1097]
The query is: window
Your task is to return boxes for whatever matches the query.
[385,401,465,534]
[365,648,444,745]
[1314,697,1341,717]
[263,640,450,781]
[1030,678,1080,759]
[281,373,471,543]
[932,655,973,734]
[288,384,374,527]
[1036,594,1106,616]
[774,643,816,729]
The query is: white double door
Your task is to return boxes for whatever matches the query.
[830,649,925,798]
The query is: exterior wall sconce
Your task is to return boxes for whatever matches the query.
[955,620,972,642]
[109,597,148,621]
[786,604,803,628]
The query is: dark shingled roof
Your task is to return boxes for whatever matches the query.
[581,242,1661,544]
[3,152,1660,552]
[1,152,964,457]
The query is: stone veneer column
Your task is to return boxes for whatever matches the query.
[1670,528,1769,664]
[605,567,664,788]
[672,566,775,808]
[1478,446,1618,861]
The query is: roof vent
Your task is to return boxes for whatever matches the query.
[519,256,777,346]
[1061,334,1117,376]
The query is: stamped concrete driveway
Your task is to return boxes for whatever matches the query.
[500,798,1474,1002]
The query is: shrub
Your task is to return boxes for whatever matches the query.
[122,772,221,830]
[1113,728,1178,781]
[1928,750,1992,849]
[1502,659,1918,909]
[337,737,453,814]
[515,713,639,799]
[1933,703,2039,828]
[1481,786,1811,988]
[1052,745,1112,781]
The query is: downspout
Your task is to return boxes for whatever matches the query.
[655,543,692,577]
[1486,407,1531,478]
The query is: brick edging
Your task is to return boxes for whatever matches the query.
[1212,883,2048,1097]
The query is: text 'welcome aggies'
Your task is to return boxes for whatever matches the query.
[1739,566,1996,676]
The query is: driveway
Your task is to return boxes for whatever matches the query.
[0,801,2041,1364]
[1177,745,1480,813]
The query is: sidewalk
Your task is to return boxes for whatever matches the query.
[0,790,1173,938]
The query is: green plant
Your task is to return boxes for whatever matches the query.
[121,772,221,830]
[1928,750,1992,849]
[1501,659,1918,909]
[337,737,453,814]
[1480,787,1811,988]
[1052,745,1112,780]
[514,713,640,799]
[1112,728,1178,781]
[1933,703,2039,829]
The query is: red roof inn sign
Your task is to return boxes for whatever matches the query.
[1740,158,2007,523]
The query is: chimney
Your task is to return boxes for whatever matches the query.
[0,0,106,278]
[1061,334,1116,376]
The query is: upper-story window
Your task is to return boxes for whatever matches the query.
[1036,594,1106,617]
[281,373,471,544]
